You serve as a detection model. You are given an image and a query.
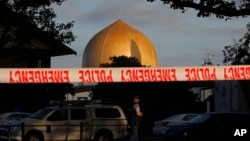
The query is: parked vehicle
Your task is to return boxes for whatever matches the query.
[0,112,32,125]
[152,113,199,135]
[161,112,250,141]
[0,101,129,141]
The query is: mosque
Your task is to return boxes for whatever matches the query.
[81,19,158,68]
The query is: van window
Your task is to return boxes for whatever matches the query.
[47,109,68,121]
[95,108,121,118]
[71,109,87,120]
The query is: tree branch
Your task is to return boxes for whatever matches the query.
[148,0,250,19]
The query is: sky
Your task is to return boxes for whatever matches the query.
[51,0,250,68]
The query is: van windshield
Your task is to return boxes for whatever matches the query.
[30,108,54,119]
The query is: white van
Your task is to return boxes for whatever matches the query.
[0,103,129,141]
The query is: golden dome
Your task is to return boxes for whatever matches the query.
[82,19,158,67]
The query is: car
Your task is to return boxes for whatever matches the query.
[0,112,32,125]
[161,112,250,141]
[0,101,129,141]
[152,113,199,135]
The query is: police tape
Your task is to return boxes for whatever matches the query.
[0,65,250,83]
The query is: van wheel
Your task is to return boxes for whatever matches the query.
[25,131,44,141]
[94,132,113,141]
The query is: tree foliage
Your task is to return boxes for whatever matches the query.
[99,55,147,67]
[1,0,76,44]
[147,0,250,20]
[222,22,250,65]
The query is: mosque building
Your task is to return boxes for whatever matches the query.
[82,19,159,68]
[70,19,159,100]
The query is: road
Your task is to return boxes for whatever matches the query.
[116,136,164,141]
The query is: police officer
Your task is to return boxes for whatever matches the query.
[129,96,143,141]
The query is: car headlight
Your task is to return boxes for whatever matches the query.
[9,124,22,133]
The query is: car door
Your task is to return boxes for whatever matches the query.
[67,107,92,141]
[46,108,69,141]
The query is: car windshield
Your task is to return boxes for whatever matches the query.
[189,114,211,123]
[163,114,197,121]
[164,114,181,120]
[182,115,198,121]
[30,108,54,119]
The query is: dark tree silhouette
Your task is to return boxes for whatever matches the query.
[147,0,250,20]
[99,55,147,67]
[0,0,76,44]
[223,23,250,65]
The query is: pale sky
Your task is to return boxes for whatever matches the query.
[51,0,250,68]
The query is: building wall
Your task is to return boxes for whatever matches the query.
[214,81,249,113]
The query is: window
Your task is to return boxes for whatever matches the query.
[95,108,121,118]
[47,109,68,121]
[71,109,87,120]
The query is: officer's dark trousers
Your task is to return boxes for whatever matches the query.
[129,126,139,141]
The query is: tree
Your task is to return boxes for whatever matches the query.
[223,22,250,65]
[99,55,147,67]
[222,23,250,110]
[1,0,76,44]
[147,0,250,20]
